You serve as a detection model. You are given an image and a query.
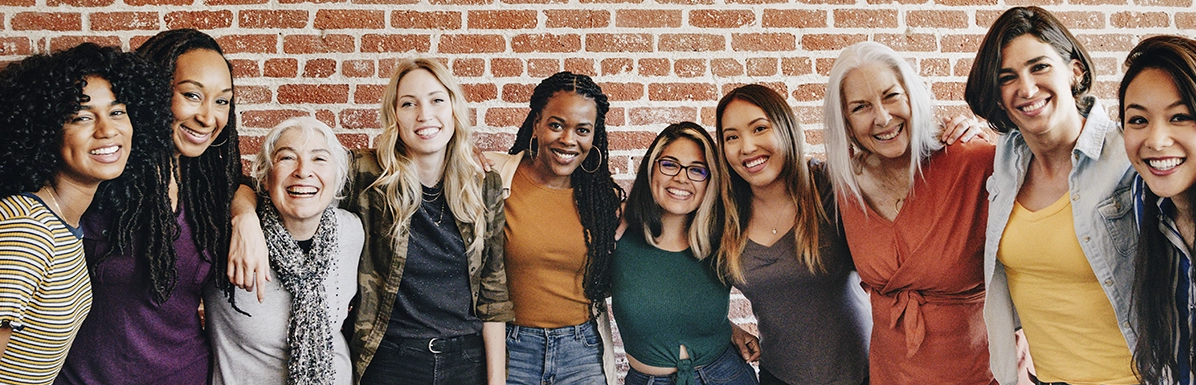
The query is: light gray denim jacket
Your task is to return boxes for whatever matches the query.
[982,98,1138,384]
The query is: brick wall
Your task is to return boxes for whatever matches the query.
[3,0,1193,380]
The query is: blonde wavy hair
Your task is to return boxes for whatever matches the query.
[371,58,484,255]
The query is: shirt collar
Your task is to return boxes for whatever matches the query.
[1072,96,1111,162]
[1157,194,1190,258]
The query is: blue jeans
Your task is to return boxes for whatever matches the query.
[359,335,485,385]
[506,320,606,385]
[624,346,759,385]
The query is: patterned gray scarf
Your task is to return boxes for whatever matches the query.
[260,198,338,385]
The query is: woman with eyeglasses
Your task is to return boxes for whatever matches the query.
[612,122,758,385]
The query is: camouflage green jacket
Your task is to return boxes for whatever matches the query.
[344,149,514,382]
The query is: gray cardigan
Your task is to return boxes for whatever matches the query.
[205,208,364,385]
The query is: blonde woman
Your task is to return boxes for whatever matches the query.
[346,58,511,385]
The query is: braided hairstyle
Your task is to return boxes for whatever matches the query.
[0,43,173,199]
[507,72,624,312]
[92,29,242,304]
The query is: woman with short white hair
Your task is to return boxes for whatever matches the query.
[204,116,363,385]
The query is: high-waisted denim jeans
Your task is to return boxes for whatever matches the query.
[506,320,606,385]
[623,346,758,385]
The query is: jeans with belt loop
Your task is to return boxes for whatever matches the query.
[359,333,485,385]
[506,320,606,385]
[623,346,758,385]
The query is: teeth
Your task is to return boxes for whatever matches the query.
[1148,158,1184,171]
[1019,99,1047,112]
[744,157,766,169]
[666,188,692,197]
[91,146,118,155]
[287,186,318,195]
[416,127,439,137]
[874,125,901,140]
[182,125,211,139]
[551,149,578,161]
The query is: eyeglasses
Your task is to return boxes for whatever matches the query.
[656,158,710,182]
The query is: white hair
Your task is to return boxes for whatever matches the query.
[822,41,943,207]
[251,116,351,199]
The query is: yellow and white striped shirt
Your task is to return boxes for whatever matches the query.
[0,194,92,385]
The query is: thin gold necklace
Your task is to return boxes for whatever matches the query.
[43,186,65,218]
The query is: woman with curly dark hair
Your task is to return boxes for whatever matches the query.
[58,29,264,385]
[0,42,172,385]
[484,71,624,385]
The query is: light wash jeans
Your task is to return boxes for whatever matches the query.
[506,320,606,385]
[623,346,758,385]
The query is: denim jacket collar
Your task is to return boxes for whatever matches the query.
[1002,96,1112,175]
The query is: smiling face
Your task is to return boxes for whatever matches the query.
[1124,67,1196,206]
[998,34,1085,137]
[720,98,786,189]
[529,91,598,187]
[395,68,456,160]
[651,138,710,220]
[59,76,134,188]
[170,48,232,158]
[266,127,339,235]
[843,62,912,161]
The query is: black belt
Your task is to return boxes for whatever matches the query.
[396,333,483,354]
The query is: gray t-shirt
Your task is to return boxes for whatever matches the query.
[205,209,364,385]
[736,199,872,385]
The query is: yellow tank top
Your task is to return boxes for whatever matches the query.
[997,194,1135,384]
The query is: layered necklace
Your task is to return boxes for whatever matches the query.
[421,183,445,226]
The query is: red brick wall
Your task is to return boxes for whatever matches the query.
[3,1,1193,380]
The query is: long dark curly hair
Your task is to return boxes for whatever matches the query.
[0,43,173,200]
[507,71,624,313]
[1120,35,1196,385]
[91,29,242,304]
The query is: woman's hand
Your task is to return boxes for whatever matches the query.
[229,185,269,302]
[730,323,761,362]
[940,115,993,145]
[614,201,628,241]
[482,322,506,385]
[472,142,496,173]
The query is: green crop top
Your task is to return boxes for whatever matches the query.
[610,231,732,385]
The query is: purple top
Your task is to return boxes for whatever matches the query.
[56,203,213,385]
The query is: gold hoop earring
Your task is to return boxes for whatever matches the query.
[528,136,538,159]
[209,133,228,148]
[580,147,603,174]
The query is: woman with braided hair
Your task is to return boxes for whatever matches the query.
[58,29,265,385]
[485,71,624,385]
[0,42,172,385]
